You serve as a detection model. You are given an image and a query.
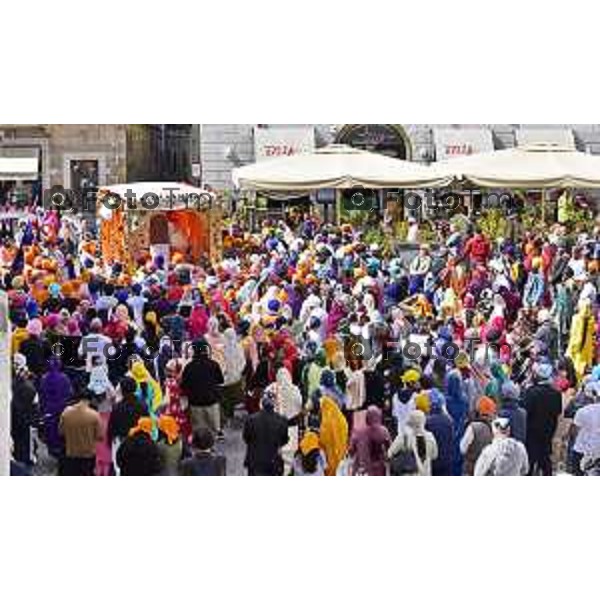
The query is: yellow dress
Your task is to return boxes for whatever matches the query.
[566,303,596,381]
[11,327,29,355]
[319,396,349,476]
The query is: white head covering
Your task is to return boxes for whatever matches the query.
[222,328,246,385]
[407,409,427,435]
[13,353,28,376]
[271,367,302,419]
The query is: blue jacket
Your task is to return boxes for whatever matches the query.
[426,410,455,476]
[499,398,527,444]
[445,371,468,476]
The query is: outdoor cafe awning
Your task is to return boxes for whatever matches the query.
[436,143,600,189]
[232,144,454,191]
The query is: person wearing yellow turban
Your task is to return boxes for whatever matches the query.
[293,431,327,476]
[322,336,340,367]
[414,294,433,319]
[11,323,29,355]
[567,299,597,381]
[319,396,349,476]
[401,369,421,385]
[415,392,431,415]
[400,294,433,320]
[531,256,543,270]
[300,431,321,456]
[129,360,164,414]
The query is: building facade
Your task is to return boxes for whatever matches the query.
[197,124,600,191]
[0,124,192,205]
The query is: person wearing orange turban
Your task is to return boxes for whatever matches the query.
[156,415,183,475]
[459,396,497,475]
[117,416,163,476]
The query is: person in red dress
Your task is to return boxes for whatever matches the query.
[165,359,192,445]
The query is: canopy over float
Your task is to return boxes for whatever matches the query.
[232,144,454,191]
[97,182,222,268]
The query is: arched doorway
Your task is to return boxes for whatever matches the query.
[335,124,412,160]
[336,125,413,219]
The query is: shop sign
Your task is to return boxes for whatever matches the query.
[254,126,315,162]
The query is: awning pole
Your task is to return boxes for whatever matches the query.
[542,189,546,224]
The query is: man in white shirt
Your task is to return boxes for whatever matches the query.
[578,277,597,306]
[406,217,420,244]
[95,289,118,320]
[474,418,529,476]
[79,318,113,373]
[573,394,600,469]
[127,285,147,328]
[568,256,586,280]
[408,245,432,295]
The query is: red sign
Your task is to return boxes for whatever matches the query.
[445,144,475,156]
[263,145,298,158]
[254,126,316,162]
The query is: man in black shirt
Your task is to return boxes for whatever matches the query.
[108,377,149,448]
[11,354,39,466]
[116,429,162,476]
[522,363,563,476]
[180,340,224,436]
[179,429,226,476]
[243,390,289,476]
[19,320,51,378]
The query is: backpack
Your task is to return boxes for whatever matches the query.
[390,446,418,476]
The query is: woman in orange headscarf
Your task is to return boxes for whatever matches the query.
[156,415,183,476]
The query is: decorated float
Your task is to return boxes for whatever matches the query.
[97,182,223,270]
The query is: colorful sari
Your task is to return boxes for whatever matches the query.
[319,396,349,476]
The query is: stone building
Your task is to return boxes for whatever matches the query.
[0,124,192,202]
[197,124,600,191]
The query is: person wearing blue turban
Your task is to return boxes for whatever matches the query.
[426,388,454,476]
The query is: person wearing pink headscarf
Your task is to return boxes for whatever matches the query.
[66,318,82,337]
[349,406,392,476]
[188,304,209,340]
[326,298,348,337]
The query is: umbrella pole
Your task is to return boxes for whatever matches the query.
[542,189,546,224]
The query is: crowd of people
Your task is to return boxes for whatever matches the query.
[4,201,600,476]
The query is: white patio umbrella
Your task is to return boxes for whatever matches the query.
[436,143,600,189]
[232,144,453,191]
